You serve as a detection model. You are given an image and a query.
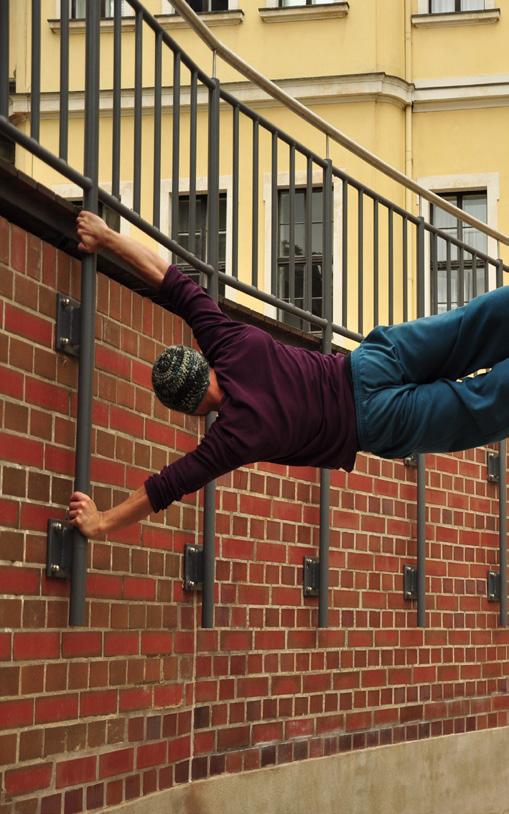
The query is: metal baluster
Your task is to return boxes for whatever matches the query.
[402,215,408,323]
[31,0,41,141]
[342,180,348,328]
[153,29,162,228]
[416,215,426,628]
[471,251,477,299]
[231,105,239,279]
[189,71,198,258]
[373,199,379,327]
[446,239,452,311]
[357,189,363,335]
[70,0,100,626]
[59,0,69,161]
[388,206,394,325]
[304,157,312,315]
[251,120,259,287]
[499,439,507,627]
[112,0,122,201]
[289,145,296,312]
[271,132,278,297]
[133,8,143,214]
[202,78,221,629]
[171,52,181,263]
[430,231,437,315]
[319,158,333,629]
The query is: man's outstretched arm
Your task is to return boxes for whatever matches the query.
[68,486,152,537]
[77,210,168,289]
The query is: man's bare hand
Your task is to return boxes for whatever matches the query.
[76,211,110,254]
[68,491,104,537]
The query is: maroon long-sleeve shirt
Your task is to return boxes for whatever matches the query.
[144,266,357,512]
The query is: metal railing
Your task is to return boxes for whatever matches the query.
[0,0,507,628]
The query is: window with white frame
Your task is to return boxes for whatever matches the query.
[184,0,229,11]
[430,191,488,313]
[278,0,335,5]
[277,186,325,329]
[428,0,485,12]
[176,192,227,295]
[70,0,132,18]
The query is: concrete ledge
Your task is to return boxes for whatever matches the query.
[412,8,500,27]
[108,726,509,814]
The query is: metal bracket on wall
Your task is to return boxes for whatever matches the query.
[404,453,418,468]
[303,556,320,597]
[183,544,203,592]
[487,570,501,602]
[487,451,500,483]
[403,565,418,601]
[46,519,72,579]
[55,293,81,357]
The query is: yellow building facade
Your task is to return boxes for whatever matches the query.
[5,0,509,335]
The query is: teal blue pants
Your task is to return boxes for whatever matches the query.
[350,286,509,458]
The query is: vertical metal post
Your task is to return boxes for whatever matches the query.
[388,207,394,325]
[357,190,363,335]
[251,120,259,287]
[319,159,333,628]
[373,199,379,327]
[416,215,426,628]
[499,439,507,626]
[188,71,198,257]
[133,8,143,214]
[342,180,348,328]
[402,216,408,323]
[152,30,162,228]
[112,0,122,200]
[231,105,239,279]
[304,157,312,314]
[288,145,296,309]
[0,0,9,118]
[70,0,100,626]
[31,0,41,141]
[202,78,220,629]
[59,0,69,161]
[171,52,181,262]
[271,132,278,296]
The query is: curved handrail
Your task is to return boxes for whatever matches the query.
[168,0,509,248]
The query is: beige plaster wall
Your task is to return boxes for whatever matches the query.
[109,726,509,814]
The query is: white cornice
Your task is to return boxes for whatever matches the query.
[8,73,414,122]
[414,74,509,112]
[8,72,509,121]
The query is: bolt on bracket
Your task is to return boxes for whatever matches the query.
[55,293,81,357]
[47,519,73,579]
[487,570,501,602]
[403,565,418,601]
[487,451,500,484]
[303,556,320,597]
[183,544,203,592]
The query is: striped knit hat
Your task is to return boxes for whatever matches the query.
[152,345,210,414]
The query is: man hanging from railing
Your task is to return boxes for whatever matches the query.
[68,211,509,535]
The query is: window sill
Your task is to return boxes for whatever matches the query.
[412,8,500,28]
[259,2,349,23]
[154,10,244,28]
[48,17,136,33]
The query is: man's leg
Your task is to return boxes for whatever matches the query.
[354,360,509,458]
[350,286,509,457]
[382,285,509,384]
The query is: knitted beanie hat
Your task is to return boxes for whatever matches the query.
[152,345,210,414]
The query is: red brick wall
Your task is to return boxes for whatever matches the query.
[1,216,509,813]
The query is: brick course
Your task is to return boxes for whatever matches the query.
[1,217,508,812]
